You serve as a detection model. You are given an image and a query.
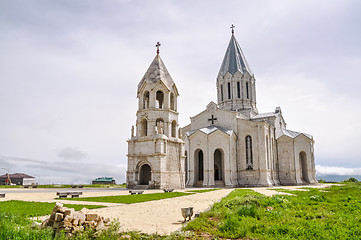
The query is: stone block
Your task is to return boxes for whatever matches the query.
[52,202,63,212]
[103,217,111,223]
[64,215,73,223]
[72,218,79,226]
[55,213,64,222]
[86,213,98,221]
[80,208,89,214]
[64,221,73,228]
[53,221,64,229]
[96,219,104,231]
[59,207,67,213]
[73,226,84,232]
[49,212,56,221]
[77,211,86,222]
[47,219,54,227]
[64,208,75,217]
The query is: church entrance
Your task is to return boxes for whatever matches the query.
[214,149,223,183]
[299,151,309,184]
[139,164,151,185]
[195,149,204,181]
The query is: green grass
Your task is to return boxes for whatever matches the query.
[186,188,220,193]
[184,182,361,239]
[0,185,22,188]
[0,200,105,217]
[63,192,194,204]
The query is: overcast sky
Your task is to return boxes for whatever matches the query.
[1,0,360,184]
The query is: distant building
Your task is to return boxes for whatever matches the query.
[0,173,36,186]
[92,177,116,185]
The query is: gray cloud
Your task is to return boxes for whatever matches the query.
[0,0,360,183]
[57,147,87,160]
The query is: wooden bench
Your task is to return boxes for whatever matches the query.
[71,185,84,188]
[56,191,82,198]
[163,188,174,193]
[129,190,144,195]
[0,193,5,198]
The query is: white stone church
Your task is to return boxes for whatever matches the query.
[126,31,317,189]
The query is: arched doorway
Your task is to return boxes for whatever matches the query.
[139,164,151,185]
[214,149,223,181]
[195,149,204,181]
[299,151,309,183]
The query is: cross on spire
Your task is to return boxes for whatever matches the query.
[208,114,218,125]
[230,24,235,34]
[156,42,161,54]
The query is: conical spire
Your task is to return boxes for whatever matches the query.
[218,34,252,77]
[137,54,175,93]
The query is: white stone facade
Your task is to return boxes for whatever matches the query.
[182,33,318,187]
[126,54,185,189]
[126,32,317,189]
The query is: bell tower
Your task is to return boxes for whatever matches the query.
[217,25,258,118]
[127,42,185,189]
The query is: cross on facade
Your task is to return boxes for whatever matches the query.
[230,24,235,34]
[156,42,161,54]
[208,114,218,125]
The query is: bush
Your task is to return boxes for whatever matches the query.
[344,177,358,183]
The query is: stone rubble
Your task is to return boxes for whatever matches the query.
[36,202,112,236]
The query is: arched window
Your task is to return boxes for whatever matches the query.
[156,91,164,109]
[220,85,224,101]
[246,82,249,99]
[170,93,175,110]
[237,82,240,98]
[266,136,269,170]
[143,91,149,109]
[227,82,231,99]
[246,135,253,169]
[171,120,177,137]
[141,119,148,137]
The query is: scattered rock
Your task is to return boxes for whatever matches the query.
[35,202,112,236]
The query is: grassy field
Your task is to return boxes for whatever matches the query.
[185,188,220,193]
[184,182,361,239]
[63,192,194,204]
[0,200,104,217]
[1,183,360,239]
